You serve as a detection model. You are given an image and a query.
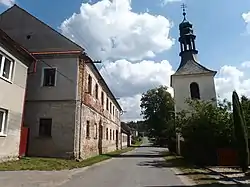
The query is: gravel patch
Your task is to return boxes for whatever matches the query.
[208,166,250,184]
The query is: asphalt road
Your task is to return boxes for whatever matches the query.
[61,140,186,187]
[0,139,189,187]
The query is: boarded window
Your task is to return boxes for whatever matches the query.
[88,75,92,94]
[39,118,52,137]
[95,83,99,99]
[106,128,108,140]
[101,92,104,106]
[190,82,200,99]
[86,121,90,138]
[106,98,109,110]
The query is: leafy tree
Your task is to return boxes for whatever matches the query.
[140,85,174,141]
[176,99,233,165]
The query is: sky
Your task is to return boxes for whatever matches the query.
[1,0,250,121]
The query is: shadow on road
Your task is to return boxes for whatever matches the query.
[103,154,165,158]
[144,184,247,187]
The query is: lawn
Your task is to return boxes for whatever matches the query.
[0,141,142,171]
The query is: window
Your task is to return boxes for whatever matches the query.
[190,82,200,99]
[0,53,14,81]
[94,123,97,139]
[101,92,104,106]
[39,118,52,137]
[113,106,115,116]
[86,121,90,138]
[42,68,56,87]
[113,130,115,140]
[106,98,109,110]
[106,128,108,140]
[110,129,112,140]
[110,102,112,113]
[95,83,99,99]
[0,109,7,135]
[88,74,92,94]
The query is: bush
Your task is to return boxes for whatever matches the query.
[176,99,234,165]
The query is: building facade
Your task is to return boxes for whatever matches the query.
[0,29,35,162]
[0,5,122,159]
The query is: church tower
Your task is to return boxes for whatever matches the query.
[171,6,217,113]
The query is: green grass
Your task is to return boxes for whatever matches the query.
[164,152,219,185]
[0,143,142,171]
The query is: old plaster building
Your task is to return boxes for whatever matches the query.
[171,9,217,113]
[0,29,36,162]
[0,5,122,159]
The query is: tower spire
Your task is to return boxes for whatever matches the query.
[178,5,198,56]
[181,3,187,21]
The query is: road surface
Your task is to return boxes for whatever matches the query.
[0,139,190,187]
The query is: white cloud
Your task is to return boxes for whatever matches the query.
[241,61,250,68]
[0,0,14,7]
[215,65,250,101]
[60,0,174,61]
[242,11,250,34]
[99,59,174,121]
[161,0,182,6]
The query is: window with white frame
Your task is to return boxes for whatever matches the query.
[42,68,56,87]
[0,109,8,135]
[0,53,14,81]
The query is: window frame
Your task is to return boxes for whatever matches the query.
[41,67,57,87]
[0,108,7,136]
[86,121,90,138]
[39,118,52,137]
[0,52,14,82]
[87,74,92,95]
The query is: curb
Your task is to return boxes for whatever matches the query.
[205,167,243,185]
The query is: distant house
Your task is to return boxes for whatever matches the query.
[0,29,36,162]
[121,122,132,148]
[0,5,122,159]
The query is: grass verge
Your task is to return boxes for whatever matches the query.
[163,152,220,185]
[0,142,142,171]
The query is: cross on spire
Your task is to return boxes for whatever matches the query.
[181,3,187,20]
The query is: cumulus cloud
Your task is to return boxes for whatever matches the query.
[242,11,250,34]
[215,65,250,101]
[161,0,182,6]
[100,59,174,98]
[0,0,14,7]
[60,0,174,61]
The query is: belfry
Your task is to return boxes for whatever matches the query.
[171,4,217,113]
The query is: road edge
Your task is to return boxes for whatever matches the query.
[170,167,196,186]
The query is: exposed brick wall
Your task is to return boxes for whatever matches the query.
[76,57,122,159]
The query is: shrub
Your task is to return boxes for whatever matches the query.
[176,99,234,165]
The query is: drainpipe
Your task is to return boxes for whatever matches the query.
[78,60,85,160]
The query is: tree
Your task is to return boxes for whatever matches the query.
[140,85,174,142]
[176,99,233,165]
[233,91,249,173]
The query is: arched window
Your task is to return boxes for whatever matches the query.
[190,82,200,99]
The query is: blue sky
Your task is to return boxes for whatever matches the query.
[1,0,249,71]
[1,0,250,120]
